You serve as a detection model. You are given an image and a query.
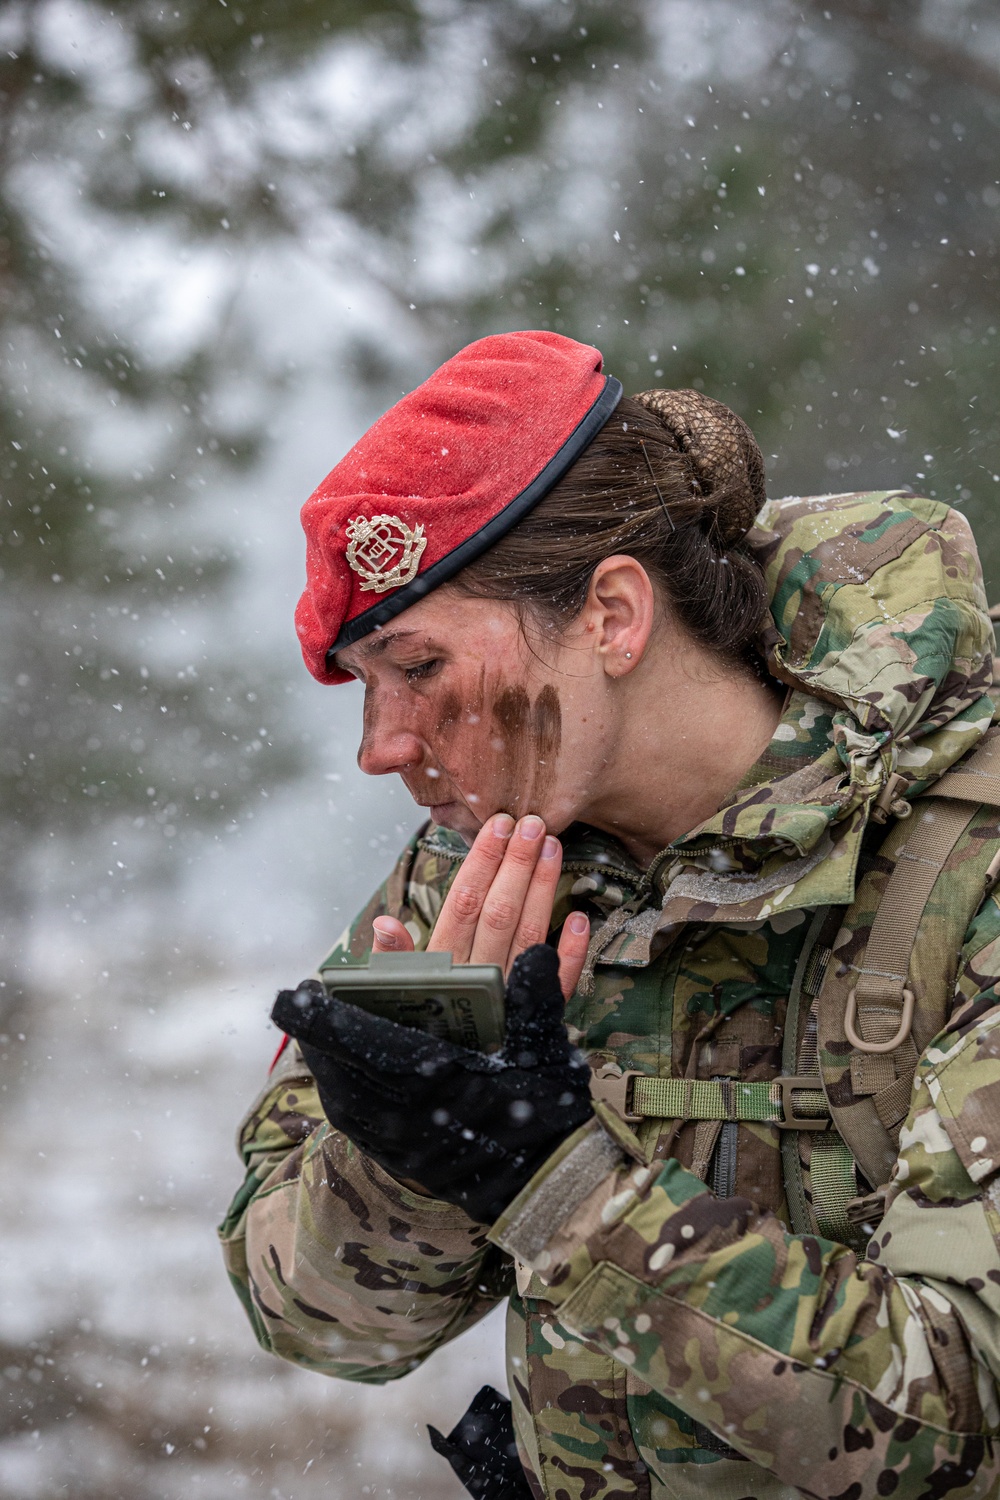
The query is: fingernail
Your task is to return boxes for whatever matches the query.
[567,911,590,935]
[519,815,544,841]
[492,813,515,838]
[372,918,401,948]
[541,836,560,860]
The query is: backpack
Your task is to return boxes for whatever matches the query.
[592,711,1000,1252]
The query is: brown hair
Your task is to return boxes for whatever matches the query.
[455,389,769,667]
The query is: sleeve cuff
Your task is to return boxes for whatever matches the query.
[488,1105,749,1310]
[489,1103,649,1274]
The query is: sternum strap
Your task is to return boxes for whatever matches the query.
[629,1074,827,1124]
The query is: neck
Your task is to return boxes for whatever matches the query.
[581,646,784,868]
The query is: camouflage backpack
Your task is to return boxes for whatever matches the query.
[783,714,1000,1249]
[595,700,1000,1253]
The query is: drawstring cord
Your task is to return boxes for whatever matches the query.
[576,904,636,998]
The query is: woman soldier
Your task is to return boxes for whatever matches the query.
[221,331,1000,1499]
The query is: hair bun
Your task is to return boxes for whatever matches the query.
[631,388,765,546]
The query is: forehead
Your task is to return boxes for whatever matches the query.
[332,589,520,674]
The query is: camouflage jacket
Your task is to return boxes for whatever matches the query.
[221,491,1000,1499]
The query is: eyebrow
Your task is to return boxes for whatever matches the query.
[335,628,418,672]
[365,628,419,657]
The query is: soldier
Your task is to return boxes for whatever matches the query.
[221,330,1000,1498]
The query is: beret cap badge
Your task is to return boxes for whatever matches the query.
[345,514,427,594]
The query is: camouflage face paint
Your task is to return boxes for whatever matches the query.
[435,664,487,739]
[489,680,562,817]
[411,663,563,823]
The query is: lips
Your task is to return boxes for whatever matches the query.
[408,780,458,811]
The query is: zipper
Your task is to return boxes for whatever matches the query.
[710,1123,738,1199]
[420,831,802,896]
[417,833,644,891]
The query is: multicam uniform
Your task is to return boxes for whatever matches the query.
[221,491,1000,1498]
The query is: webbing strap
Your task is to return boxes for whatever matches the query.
[929,772,1000,805]
[809,1133,857,1245]
[780,910,832,1238]
[925,728,1000,808]
[630,1074,828,1124]
[837,798,976,1179]
[855,728,1000,1039]
[598,1067,862,1241]
[874,1072,915,1133]
[849,800,979,1027]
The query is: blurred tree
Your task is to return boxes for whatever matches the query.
[2,0,999,1024]
[0,1,326,1017]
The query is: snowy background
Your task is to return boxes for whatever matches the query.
[2,1,1000,1494]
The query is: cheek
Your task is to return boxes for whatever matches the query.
[419,674,500,775]
[486,680,564,811]
[417,670,563,811]
[533,684,562,769]
[415,672,489,765]
[440,681,563,816]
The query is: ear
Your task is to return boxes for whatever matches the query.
[584,555,656,678]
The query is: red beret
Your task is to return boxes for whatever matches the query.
[295,330,621,683]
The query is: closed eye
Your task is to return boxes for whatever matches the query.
[404,659,442,684]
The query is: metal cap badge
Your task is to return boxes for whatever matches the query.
[345,514,427,594]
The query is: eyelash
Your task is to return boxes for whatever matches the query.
[404,659,442,683]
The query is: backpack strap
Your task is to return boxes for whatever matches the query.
[778,907,865,1247]
[926,726,1000,808]
[816,725,1000,1191]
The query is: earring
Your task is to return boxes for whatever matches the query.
[625,652,633,659]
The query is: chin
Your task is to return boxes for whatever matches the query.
[427,801,482,843]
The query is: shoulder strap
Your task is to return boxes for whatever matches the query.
[816,726,1000,1190]
[927,726,1000,808]
[779,908,856,1244]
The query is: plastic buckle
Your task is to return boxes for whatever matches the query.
[775,1075,830,1131]
[589,1066,641,1123]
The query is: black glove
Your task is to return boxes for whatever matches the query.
[428,1384,533,1499]
[270,944,594,1225]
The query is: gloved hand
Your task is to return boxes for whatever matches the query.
[270,944,594,1225]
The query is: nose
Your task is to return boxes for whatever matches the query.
[357,691,424,778]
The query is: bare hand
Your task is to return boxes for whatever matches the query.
[371,814,590,1001]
